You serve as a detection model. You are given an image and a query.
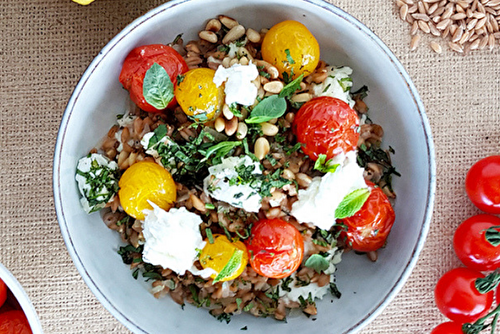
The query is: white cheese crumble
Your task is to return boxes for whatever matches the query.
[281,281,329,304]
[203,156,262,212]
[291,151,368,230]
[213,63,259,106]
[142,203,213,278]
[312,66,355,107]
[140,132,177,173]
[75,153,118,214]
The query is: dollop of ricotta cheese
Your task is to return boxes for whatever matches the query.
[75,153,118,214]
[213,63,259,106]
[312,66,355,107]
[291,151,368,230]
[203,156,263,212]
[142,203,213,277]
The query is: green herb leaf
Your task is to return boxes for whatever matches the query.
[245,95,287,124]
[313,154,340,173]
[148,124,168,148]
[475,271,500,294]
[485,225,500,247]
[205,203,215,210]
[329,282,342,298]
[143,62,174,110]
[335,188,371,219]
[202,141,242,161]
[338,77,353,92]
[304,254,329,274]
[206,227,214,244]
[279,73,304,98]
[284,49,295,64]
[213,248,244,284]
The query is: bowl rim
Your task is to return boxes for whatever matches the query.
[53,0,436,333]
[0,263,44,333]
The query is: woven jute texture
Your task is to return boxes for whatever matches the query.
[0,0,499,333]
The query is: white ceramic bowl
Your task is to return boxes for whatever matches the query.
[53,0,435,333]
[0,263,43,333]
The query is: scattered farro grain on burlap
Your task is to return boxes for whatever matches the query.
[395,0,500,54]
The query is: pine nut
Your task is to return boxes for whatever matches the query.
[296,173,313,188]
[282,168,295,180]
[225,117,238,136]
[205,19,221,32]
[239,56,249,65]
[190,194,207,213]
[214,117,225,132]
[222,104,233,120]
[198,30,218,43]
[263,81,284,94]
[254,137,270,160]
[254,60,279,79]
[222,25,246,44]
[236,122,248,140]
[246,28,261,43]
[218,15,239,29]
[291,92,312,103]
[260,122,279,136]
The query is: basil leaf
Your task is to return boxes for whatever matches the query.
[279,73,304,98]
[202,141,242,161]
[245,95,287,124]
[314,154,340,173]
[213,248,244,284]
[284,49,295,65]
[304,254,329,274]
[148,124,168,148]
[143,62,174,110]
[335,188,371,219]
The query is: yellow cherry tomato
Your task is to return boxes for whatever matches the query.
[200,234,248,282]
[174,68,224,121]
[118,161,176,220]
[261,20,320,80]
[72,0,95,4]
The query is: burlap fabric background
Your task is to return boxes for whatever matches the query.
[0,0,499,333]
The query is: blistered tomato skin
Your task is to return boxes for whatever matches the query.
[430,322,464,334]
[245,218,304,279]
[0,279,6,308]
[0,310,32,334]
[293,96,359,161]
[118,161,177,220]
[453,214,500,272]
[119,44,188,113]
[339,181,395,252]
[261,20,320,79]
[199,234,248,282]
[174,68,224,121]
[434,267,493,324]
[465,155,500,214]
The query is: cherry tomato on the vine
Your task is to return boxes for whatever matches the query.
[465,155,500,214]
[245,218,304,279]
[434,267,493,324]
[339,181,395,252]
[0,279,7,309]
[453,214,500,272]
[119,44,188,113]
[430,322,464,334]
[0,310,32,334]
[293,96,359,161]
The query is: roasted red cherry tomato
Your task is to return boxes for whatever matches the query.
[292,96,359,161]
[434,267,493,324]
[245,218,304,279]
[0,310,32,334]
[119,44,188,113]
[339,181,395,252]
[0,279,6,309]
[465,155,500,214]
[430,322,464,334]
[453,214,500,272]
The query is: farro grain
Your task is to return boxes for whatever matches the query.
[471,38,482,47]
[430,41,444,52]
[452,27,464,41]
[397,0,406,7]
[459,29,471,42]
[467,18,479,29]
[449,41,465,51]
[428,2,439,13]
[410,34,421,50]
[418,1,427,13]
[479,34,490,47]
[429,21,442,34]
[492,15,500,30]
[409,4,419,13]
[437,17,452,29]
[451,12,468,19]
[413,12,431,20]
[419,19,432,32]
[443,24,452,37]
[489,32,496,47]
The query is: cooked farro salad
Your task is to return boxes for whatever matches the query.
[75,15,399,322]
